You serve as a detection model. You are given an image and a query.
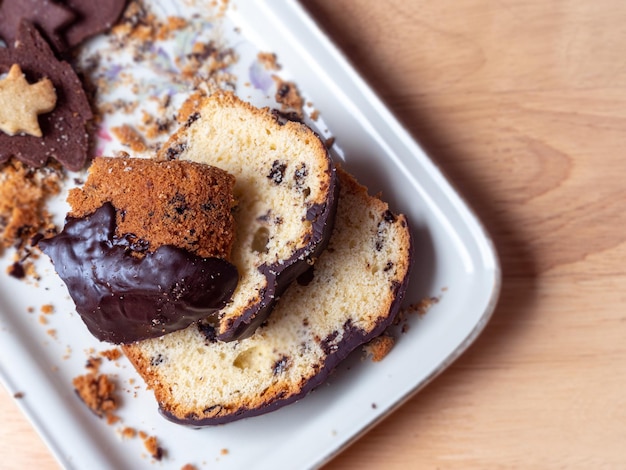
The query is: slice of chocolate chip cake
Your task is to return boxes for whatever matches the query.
[122,167,413,425]
[156,92,339,341]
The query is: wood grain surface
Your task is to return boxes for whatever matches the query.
[2,1,626,468]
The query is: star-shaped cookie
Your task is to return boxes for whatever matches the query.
[0,21,93,171]
[0,64,57,137]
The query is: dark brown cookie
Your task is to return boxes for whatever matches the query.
[0,0,75,53]
[0,20,93,171]
[62,0,128,47]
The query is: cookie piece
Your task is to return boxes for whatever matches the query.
[0,64,57,137]
[0,0,75,53]
[158,92,339,341]
[0,20,93,171]
[122,167,413,425]
[39,157,239,344]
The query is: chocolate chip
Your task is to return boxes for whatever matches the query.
[294,163,307,184]
[152,446,164,461]
[186,112,200,126]
[150,353,165,366]
[201,202,216,212]
[168,193,188,216]
[198,322,217,343]
[269,109,302,124]
[272,356,290,375]
[202,404,222,415]
[383,210,397,223]
[267,160,287,184]
[277,83,291,98]
[7,261,25,279]
[163,142,187,161]
[30,233,44,246]
[320,330,339,355]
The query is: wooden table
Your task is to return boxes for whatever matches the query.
[2,1,626,468]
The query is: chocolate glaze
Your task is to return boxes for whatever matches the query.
[39,203,238,344]
[161,217,415,426]
[216,161,340,342]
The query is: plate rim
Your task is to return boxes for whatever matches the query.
[0,1,501,468]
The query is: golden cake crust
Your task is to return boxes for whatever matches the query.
[67,156,236,259]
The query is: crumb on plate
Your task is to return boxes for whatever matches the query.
[363,334,395,362]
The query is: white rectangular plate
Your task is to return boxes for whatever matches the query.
[0,1,500,469]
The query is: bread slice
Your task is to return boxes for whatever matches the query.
[156,92,339,341]
[122,167,413,425]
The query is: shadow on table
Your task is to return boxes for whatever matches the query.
[303,3,539,467]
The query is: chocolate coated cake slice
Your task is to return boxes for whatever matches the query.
[122,167,413,425]
[156,92,339,341]
[40,156,238,343]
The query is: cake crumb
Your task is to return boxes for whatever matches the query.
[120,426,137,439]
[6,262,25,279]
[156,16,189,41]
[272,76,304,118]
[395,295,441,331]
[62,346,72,360]
[181,465,198,470]
[41,304,54,314]
[85,356,103,372]
[363,334,395,362]
[0,159,64,277]
[257,52,280,70]
[72,373,119,420]
[142,434,164,461]
[13,392,24,399]
[220,448,229,455]
[111,124,148,153]
[100,348,122,361]
[176,91,205,124]
[409,296,439,316]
